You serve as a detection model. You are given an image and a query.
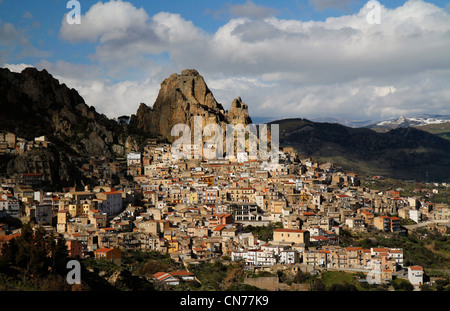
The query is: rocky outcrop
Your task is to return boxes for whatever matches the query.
[227,97,252,125]
[0,67,128,157]
[0,67,136,188]
[130,69,252,142]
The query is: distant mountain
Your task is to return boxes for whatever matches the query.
[270,118,450,181]
[367,114,450,130]
[310,117,375,128]
[251,116,278,125]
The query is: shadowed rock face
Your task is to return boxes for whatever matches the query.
[130,69,252,142]
[0,67,132,188]
[0,67,127,157]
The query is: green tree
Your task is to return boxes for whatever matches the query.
[310,278,325,291]
[0,236,18,266]
[434,279,449,291]
[15,222,34,273]
[294,270,310,284]
[327,282,358,291]
[48,234,69,274]
[28,226,48,277]
[0,223,69,280]
[392,278,414,291]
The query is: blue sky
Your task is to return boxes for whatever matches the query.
[1,0,450,122]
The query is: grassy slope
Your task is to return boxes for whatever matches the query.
[271,118,450,182]
[416,122,450,140]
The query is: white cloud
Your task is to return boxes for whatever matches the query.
[31,59,163,118]
[3,63,34,73]
[373,86,397,97]
[60,0,151,43]
[0,21,21,44]
[50,0,450,121]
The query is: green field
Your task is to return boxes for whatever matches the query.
[416,122,450,140]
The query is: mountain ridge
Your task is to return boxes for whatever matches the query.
[269,117,450,181]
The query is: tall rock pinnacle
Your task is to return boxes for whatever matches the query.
[130,69,252,142]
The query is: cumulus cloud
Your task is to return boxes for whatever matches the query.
[60,0,151,43]
[32,59,164,118]
[53,0,450,121]
[3,63,34,72]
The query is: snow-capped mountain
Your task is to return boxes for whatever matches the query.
[375,114,450,129]
[311,117,374,128]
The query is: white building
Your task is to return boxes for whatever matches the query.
[388,248,404,268]
[0,194,20,217]
[96,190,123,216]
[408,266,424,286]
[237,152,248,163]
[345,217,365,229]
[232,243,299,266]
[409,209,421,223]
[255,194,264,209]
[127,152,141,166]
[231,249,276,266]
[279,250,298,264]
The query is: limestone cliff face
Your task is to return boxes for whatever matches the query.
[0,67,127,157]
[227,97,252,125]
[0,67,133,188]
[130,69,252,142]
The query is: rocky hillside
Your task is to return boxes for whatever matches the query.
[0,67,138,188]
[0,67,134,157]
[129,69,252,142]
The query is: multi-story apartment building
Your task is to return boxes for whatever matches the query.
[0,193,20,217]
[273,228,310,246]
[96,190,123,216]
[226,203,266,222]
[374,216,391,232]
[226,187,256,203]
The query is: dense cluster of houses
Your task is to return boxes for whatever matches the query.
[0,138,448,287]
[0,132,50,155]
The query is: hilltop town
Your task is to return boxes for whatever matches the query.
[0,67,448,291]
[0,133,448,291]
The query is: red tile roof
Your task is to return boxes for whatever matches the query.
[409,266,423,271]
[169,271,195,277]
[274,228,306,233]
